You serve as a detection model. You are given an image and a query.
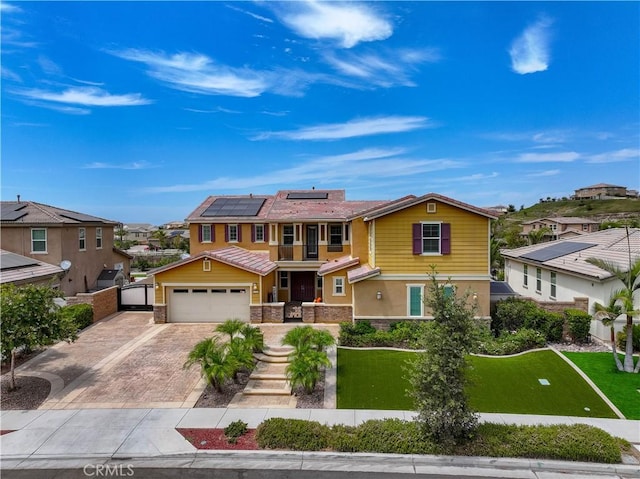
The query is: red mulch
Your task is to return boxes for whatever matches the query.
[176,428,259,450]
[0,430,15,435]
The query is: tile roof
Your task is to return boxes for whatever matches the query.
[318,255,360,276]
[150,247,277,276]
[501,228,640,280]
[1,201,118,225]
[362,193,498,221]
[347,264,381,283]
[0,249,64,284]
[522,217,598,225]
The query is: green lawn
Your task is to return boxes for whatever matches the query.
[337,348,618,418]
[562,352,640,420]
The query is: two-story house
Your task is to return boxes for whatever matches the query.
[521,217,599,242]
[1,200,130,296]
[151,190,496,325]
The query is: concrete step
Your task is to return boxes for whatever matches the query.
[261,346,294,357]
[250,372,287,380]
[253,362,288,375]
[246,379,289,390]
[243,388,291,396]
[254,353,289,363]
[227,393,297,409]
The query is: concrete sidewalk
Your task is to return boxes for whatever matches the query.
[1,408,639,478]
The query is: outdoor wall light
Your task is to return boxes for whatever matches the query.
[155,283,160,290]
[376,291,382,300]
[252,283,259,293]
[473,293,478,301]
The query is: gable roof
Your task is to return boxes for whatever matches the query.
[362,193,498,221]
[1,201,118,225]
[151,246,277,276]
[0,249,63,284]
[502,228,640,280]
[317,255,360,276]
[522,217,598,225]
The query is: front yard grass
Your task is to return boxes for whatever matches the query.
[562,352,640,419]
[337,348,618,418]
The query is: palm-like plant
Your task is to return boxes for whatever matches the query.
[282,325,335,352]
[592,292,625,371]
[527,227,552,245]
[286,348,331,394]
[240,324,264,353]
[226,337,256,383]
[587,255,640,373]
[183,337,236,392]
[215,318,245,341]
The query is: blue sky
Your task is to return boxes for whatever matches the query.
[2,1,638,225]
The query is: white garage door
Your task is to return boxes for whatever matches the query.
[168,287,250,323]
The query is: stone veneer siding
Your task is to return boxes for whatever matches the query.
[66,286,118,323]
[153,304,167,324]
[532,297,589,314]
[250,303,352,323]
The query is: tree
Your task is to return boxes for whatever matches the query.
[0,284,78,390]
[527,226,552,245]
[151,229,169,250]
[282,326,335,394]
[408,273,478,448]
[215,318,245,341]
[183,337,237,393]
[588,253,640,373]
[592,292,625,371]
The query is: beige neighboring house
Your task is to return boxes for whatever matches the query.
[502,228,640,342]
[574,183,627,200]
[521,217,599,241]
[0,249,64,288]
[0,200,129,296]
[120,223,157,244]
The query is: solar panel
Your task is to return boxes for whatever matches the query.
[58,211,102,222]
[201,198,266,217]
[1,203,27,221]
[521,242,596,262]
[287,192,328,200]
[0,251,38,270]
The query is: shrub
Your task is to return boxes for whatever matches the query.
[339,320,429,348]
[616,324,640,352]
[492,298,540,333]
[350,419,438,455]
[256,418,331,451]
[565,309,592,343]
[224,420,248,444]
[475,328,546,355]
[544,312,565,342]
[60,304,93,330]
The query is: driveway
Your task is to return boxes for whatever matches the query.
[11,313,340,410]
[15,312,214,409]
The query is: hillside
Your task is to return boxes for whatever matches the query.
[506,198,640,223]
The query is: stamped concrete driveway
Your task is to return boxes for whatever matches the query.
[15,312,215,410]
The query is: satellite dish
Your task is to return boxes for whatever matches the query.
[180,253,191,260]
[60,260,72,271]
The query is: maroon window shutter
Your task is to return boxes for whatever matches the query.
[264,225,269,242]
[238,225,242,242]
[225,225,229,242]
[441,223,451,255]
[251,224,256,242]
[211,225,215,242]
[198,225,202,243]
[412,223,422,255]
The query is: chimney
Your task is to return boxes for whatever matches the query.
[17,194,20,203]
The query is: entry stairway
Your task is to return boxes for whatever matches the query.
[227,345,297,408]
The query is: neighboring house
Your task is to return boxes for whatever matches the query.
[521,217,599,241]
[574,183,627,200]
[0,249,64,288]
[502,228,640,341]
[119,223,157,244]
[151,190,497,324]
[0,200,128,296]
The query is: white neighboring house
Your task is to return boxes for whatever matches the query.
[502,228,640,342]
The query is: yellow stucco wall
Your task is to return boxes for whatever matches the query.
[372,200,490,275]
[321,270,353,305]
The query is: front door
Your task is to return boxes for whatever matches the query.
[306,225,318,259]
[291,271,316,302]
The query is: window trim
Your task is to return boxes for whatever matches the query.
[79,227,86,251]
[333,276,345,296]
[254,224,265,242]
[96,227,103,249]
[523,264,528,288]
[201,224,212,243]
[228,224,239,242]
[282,225,294,245]
[536,267,542,293]
[279,271,289,289]
[421,222,441,255]
[407,284,424,317]
[31,228,47,254]
[550,271,557,299]
[329,224,343,246]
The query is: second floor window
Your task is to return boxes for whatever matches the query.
[523,264,528,287]
[333,276,345,295]
[536,267,542,293]
[79,228,86,251]
[283,225,294,245]
[550,271,557,298]
[254,224,265,242]
[96,227,103,249]
[201,224,212,242]
[412,223,451,255]
[329,224,342,245]
[228,224,238,242]
[31,228,47,253]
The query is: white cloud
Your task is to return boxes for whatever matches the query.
[83,161,156,170]
[586,148,640,164]
[13,86,152,107]
[279,1,392,48]
[0,2,22,13]
[527,169,561,177]
[509,16,553,74]
[324,47,440,87]
[516,151,579,163]
[37,55,63,76]
[1,66,22,82]
[254,115,433,141]
[143,147,463,193]
[226,4,273,23]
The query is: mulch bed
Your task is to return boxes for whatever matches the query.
[177,428,259,450]
[1,375,51,410]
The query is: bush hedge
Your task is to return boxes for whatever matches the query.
[60,304,93,330]
[565,309,592,343]
[475,328,546,355]
[338,320,428,349]
[616,324,640,352]
[255,418,624,463]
